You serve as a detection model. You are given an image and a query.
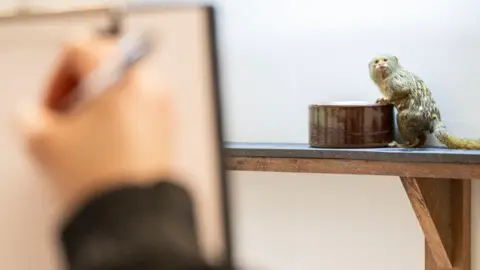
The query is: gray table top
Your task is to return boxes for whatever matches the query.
[225,142,480,164]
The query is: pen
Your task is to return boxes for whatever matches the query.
[71,31,151,112]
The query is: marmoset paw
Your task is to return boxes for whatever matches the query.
[375,97,389,104]
[388,141,399,147]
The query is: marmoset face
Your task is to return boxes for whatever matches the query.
[369,55,399,78]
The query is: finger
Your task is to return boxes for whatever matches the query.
[12,101,46,139]
[42,30,93,111]
[43,46,79,111]
[11,101,57,167]
[43,35,119,112]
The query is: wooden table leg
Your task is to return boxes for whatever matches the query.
[401,177,471,270]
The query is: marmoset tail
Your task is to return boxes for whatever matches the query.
[432,119,480,149]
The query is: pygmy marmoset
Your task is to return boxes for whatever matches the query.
[369,55,480,149]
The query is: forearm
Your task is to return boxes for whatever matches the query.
[60,180,210,270]
[383,83,409,102]
[388,91,409,102]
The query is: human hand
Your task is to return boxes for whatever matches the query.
[14,33,174,219]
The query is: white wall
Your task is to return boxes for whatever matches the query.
[2,0,479,270]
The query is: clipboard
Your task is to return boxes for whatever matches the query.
[0,4,231,269]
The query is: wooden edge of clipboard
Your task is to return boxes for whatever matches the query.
[0,3,216,22]
[0,5,110,22]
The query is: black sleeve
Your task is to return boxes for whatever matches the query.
[60,180,216,270]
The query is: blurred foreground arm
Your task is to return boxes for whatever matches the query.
[62,181,211,270]
[16,34,223,270]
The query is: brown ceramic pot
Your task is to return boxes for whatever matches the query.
[309,101,394,148]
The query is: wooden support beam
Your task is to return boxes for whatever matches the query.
[401,177,471,270]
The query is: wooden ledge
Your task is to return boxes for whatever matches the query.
[225,143,480,179]
[227,157,480,179]
[225,142,473,270]
[226,142,480,164]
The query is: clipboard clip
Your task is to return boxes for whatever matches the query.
[99,3,127,37]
